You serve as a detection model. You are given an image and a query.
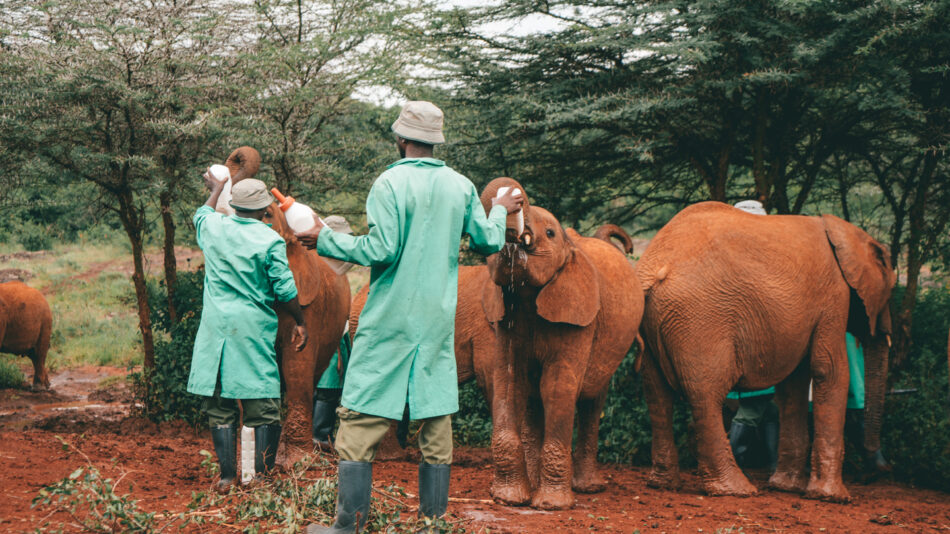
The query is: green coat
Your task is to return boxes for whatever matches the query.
[317,158,507,420]
[188,205,299,399]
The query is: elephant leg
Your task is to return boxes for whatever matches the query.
[770,359,810,493]
[31,323,51,390]
[688,393,758,497]
[490,357,531,505]
[522,395,543,491]
[572,393,607,494]
[531,361,579,510]
[279,338,319,458]
[640,353,681,490]
[805,332,851,502]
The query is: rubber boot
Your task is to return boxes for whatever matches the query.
[762,420,779,472]
[254,424,281,479]
[312,397,339,451]
[418,462,450,519]
[728,420,755,468]
[306,460,373,534]
[211,424,237,493]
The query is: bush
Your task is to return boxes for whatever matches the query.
[454,380,492,446]
[131,270,206,425]
[0,354,26,389]
[16,221,53,251]
[880,287,950,491]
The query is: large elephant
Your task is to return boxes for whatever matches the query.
[0,281,52,390]
[636,201,895,502]
[224,147,350,459]
[479,178,643,510]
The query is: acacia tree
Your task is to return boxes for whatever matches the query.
[0,1,236,371]
[230,0,421,205]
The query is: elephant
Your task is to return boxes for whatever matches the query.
[479,178,643,510]
[635,201,895,502]
[224,147,350,461]
[0,281,52,390]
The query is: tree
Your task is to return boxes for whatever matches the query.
[0,0,236,374]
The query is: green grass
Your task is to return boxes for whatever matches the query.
[1,242,143,369]
[0,354,26,389]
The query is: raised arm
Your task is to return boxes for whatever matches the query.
[307,180,402,267]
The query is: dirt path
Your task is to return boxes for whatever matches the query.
[1,367,948,533]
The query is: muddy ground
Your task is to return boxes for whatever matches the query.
[1,366,948,533]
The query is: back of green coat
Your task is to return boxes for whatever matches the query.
[317,158,507,420]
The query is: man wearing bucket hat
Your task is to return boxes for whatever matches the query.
[298,101,523,534]
[188,173,308,492]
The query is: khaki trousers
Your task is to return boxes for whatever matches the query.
[335,407,453,464]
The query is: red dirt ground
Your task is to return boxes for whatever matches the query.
[1,367,948,533]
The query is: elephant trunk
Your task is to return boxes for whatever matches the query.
[862,333,890,464]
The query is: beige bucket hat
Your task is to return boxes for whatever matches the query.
[734,200,767,215]
[391,101,445,145]
[230,179,274,211]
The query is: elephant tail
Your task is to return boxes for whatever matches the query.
[633,334,646,372]
[593,224,634,254]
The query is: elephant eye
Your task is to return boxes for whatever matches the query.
[546,229,555,238]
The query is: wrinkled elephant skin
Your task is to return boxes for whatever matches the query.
[0,282,52,390]
[636,201,896,503]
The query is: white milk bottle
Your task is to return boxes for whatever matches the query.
[209,164,235,216]
[240,425,254,484]
[495,186,524,234]
[271,188,323,233]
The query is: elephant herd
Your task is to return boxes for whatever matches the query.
[0,147,907,510]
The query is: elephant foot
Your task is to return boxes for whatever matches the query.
[491,479,531,506]
[530,485,575,510]
[646,467,681,490]
[30,380,50,392]
[572,469,606,494]
[275,441,309,471]
[804,477,851,503]
[769,470,808,494]
[704,474,758,497]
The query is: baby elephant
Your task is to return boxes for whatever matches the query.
[0,281,53,390]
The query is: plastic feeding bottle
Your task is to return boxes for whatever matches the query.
[209,164,235,216]
[271,188,326,233]
[495,186,524,234]
[240,425,254,484]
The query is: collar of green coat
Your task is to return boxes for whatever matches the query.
[387,157,446,169]
[230,214,269,227]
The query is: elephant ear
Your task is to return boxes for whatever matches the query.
[271,205,320,307]
[286,242,321,307]
[481,281,506,324]
[536,247,601,326]
[822,214,896,337]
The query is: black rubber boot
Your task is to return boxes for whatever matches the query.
[728,420,756,468]
[418,462,450,519]
[254,424,281,478]
[762,420,779,472]
[312,396,339,450]
[211,424,237,492]
[306,460,373,534]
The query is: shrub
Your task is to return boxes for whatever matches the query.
[880,287,950,491]
[454,380,492,446]
[16,221,53,251]
[131,270,206,425]
[0,354,26,389]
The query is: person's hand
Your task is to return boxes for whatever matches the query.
[492,188,524,214]
[291,324,308,352]
[295,214,326,249]
[203,167,228,191]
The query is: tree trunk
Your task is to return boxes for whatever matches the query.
[160,189,178,326]
[117,191,156,371]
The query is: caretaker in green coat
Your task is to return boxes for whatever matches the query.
[189,173,308,492]
[299,101,523,534]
